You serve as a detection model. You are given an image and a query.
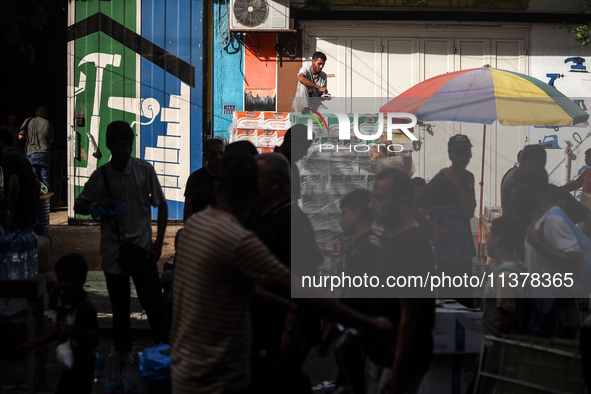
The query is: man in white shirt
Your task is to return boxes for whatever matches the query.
[292,52,329,113]
[513,161,581,277]
[74,121,169,351]
[513,160,581,336]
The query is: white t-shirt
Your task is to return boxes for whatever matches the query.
[524,206,580,276]
[292,66,327,112]
[74,158,166,274]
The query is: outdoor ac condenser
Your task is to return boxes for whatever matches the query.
[229,0,291,31]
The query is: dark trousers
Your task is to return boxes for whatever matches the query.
[105,264,169,352]
[55,354,94,394]
[28,152,50,190]
[56,366,93,394]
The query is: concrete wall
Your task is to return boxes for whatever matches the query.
[530,24,591,187]
[212,1,243,139]
[211,3,591,190]
[527,0,582,13]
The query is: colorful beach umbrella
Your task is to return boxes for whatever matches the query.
[380,65,589,259]
[380,65,588,126]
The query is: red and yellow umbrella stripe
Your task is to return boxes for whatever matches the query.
[381,66,588,127]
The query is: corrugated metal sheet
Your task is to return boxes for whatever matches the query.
[67,0,204,220]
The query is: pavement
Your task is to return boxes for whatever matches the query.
[0,208,337,393]
[47,207,182,329]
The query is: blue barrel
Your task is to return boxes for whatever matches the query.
[34,195,51,237]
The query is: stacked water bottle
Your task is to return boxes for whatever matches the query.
[99,347,142,394]
[0,226,39,280]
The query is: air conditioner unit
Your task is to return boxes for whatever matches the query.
[229,0,290,31]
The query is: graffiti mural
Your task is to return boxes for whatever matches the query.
[565,57,587,72]
[67,0,203,219]
[534,54,591,190]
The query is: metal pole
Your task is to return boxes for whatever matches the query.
[477,125,486,261]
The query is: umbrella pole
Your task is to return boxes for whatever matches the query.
[477,125,486,262]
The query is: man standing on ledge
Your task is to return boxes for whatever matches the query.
[292,52,330,113]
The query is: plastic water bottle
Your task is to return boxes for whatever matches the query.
[4,230,14,280]
[104,347,120,394]
[23,229,38,278]
[93,349,105,394]
[20,231,31,279]
[21,230,31,279]
[0,226,7,280]
[31,231,38,276]
[122,347,140,394]
[8,229,23,280]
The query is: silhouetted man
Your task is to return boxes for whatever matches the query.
[19,105,53,190]
[74,121,169,352]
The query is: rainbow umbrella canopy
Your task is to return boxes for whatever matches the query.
[380,65,588,126]
[380,65,589,260]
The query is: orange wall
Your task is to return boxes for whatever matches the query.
[243,31,303,112]
[244,32,277,90]
[277,31,302,113]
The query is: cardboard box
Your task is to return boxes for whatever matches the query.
[356,115,383,140]
[432,308,483,354]
[331,156,359,175]
[345,175,368,192]
[290,113,326,138]
[321,136,354,156]
[388,131,413,151]
[258,146,274,154]
[264,112,291,130]
[257,130,277,148]
[301,175,325,195]
[327,175,347,195]
[290,114,307,125]
[310,137,323,149]
[302,194,328,213]
[328,114,347,138]
[349,134,364,146]
[308,119,327,138]
[300,159,328,176]
[276,130,287,146]
[234,111,265,129]
[235,129,258,145]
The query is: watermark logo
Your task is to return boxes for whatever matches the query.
[303,107,328,131]
[304,110,418,142]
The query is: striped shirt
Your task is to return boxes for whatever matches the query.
[171,207,289,394]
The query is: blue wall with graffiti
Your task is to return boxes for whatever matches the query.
[139,0,204,219]
[68,0,204,220]
[212,0,244,139]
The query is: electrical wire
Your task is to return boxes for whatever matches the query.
[280,33,298,58]
[217,0,232,49]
